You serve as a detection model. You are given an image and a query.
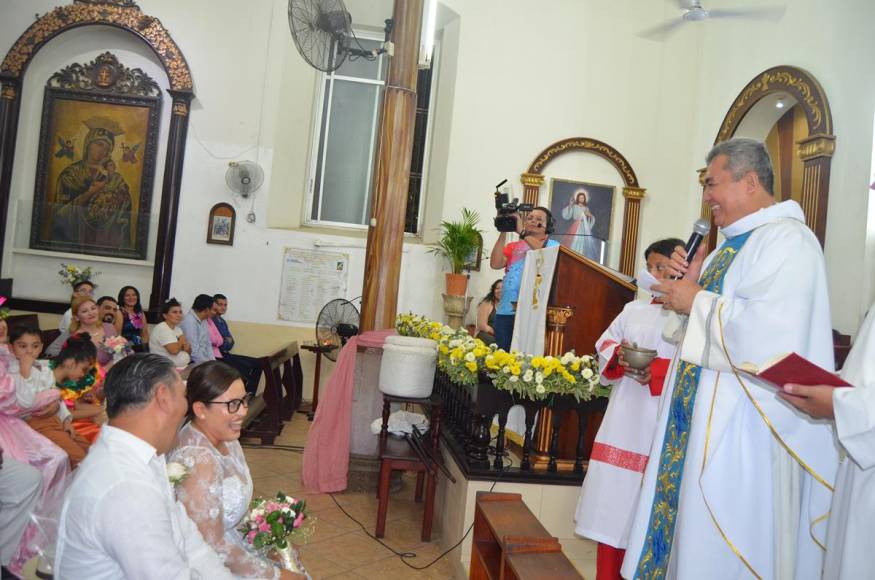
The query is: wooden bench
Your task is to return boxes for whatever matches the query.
[471,492,583,580]
[240,341,303,445]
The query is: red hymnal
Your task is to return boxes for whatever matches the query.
[740,352,851,389]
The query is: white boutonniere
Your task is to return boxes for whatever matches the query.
[167,462,189,487]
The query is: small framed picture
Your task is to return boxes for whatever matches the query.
[464,232,484,271]
[207,203,236,245]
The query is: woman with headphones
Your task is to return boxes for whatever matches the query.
[488,206,560,350]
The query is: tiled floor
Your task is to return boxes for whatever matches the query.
[243,414,457,579]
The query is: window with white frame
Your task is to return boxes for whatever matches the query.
[306,33,436,234]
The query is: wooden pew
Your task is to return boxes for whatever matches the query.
[241,341,303,445]
[470,492,583,580]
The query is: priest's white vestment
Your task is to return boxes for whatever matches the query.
[622,201,839,579]
[823,302,875,579]
[574,300,675,548]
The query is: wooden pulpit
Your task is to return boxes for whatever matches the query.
[532,247,637,469]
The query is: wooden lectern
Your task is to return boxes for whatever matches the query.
[531,247,636,469]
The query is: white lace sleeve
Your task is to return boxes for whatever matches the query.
[174,446,280,579]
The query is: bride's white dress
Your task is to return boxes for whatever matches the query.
[170,423,309,579]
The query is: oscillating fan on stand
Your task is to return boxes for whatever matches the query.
[315,299,360,361]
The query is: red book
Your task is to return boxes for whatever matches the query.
[740,352,851,389]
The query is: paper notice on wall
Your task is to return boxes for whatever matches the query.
[278,248,349,324]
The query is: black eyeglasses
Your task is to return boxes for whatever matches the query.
[204,393,254,413]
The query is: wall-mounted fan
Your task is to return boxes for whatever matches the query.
[225,161,264,224]
[315,298,360,361]
[287,0,392,73]
[640,0,785,40]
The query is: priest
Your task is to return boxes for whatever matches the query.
[779,304,875,580]
[622,138,839,579]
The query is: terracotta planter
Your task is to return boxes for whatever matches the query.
[445,272,468,296]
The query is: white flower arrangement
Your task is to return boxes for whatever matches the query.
[167,462,189,487]
[395,312,612,400]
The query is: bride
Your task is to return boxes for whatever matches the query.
[169,362,309,579]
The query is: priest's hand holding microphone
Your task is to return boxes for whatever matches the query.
[652,219,710,314]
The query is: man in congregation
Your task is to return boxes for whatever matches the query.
[97,295,121,326]
[622,138,839,579]
[211,293,261,394]
[55,354,233,579]
[179,294,216,364]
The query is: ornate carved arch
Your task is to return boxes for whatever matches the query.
[0,0,195,314]
[703,65,835,248]
[521,137,645,276]
[1,0,192,91]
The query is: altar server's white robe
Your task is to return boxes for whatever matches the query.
[824,303,875,579]
[574,300,675,548]
[622,201,839,580]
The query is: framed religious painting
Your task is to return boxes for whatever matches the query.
[548,178,616,264]
[29,52,162,260]
[207,203,236,246]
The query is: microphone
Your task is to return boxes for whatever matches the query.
[672,218,711,280]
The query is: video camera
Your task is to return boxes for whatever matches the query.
[493,179,533,232]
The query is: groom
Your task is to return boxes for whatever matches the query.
[55,354,234,579]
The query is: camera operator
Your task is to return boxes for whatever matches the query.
[489,207,560,350]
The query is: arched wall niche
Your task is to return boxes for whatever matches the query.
[521,137,645,276]
[701,65,835,251]
[0,0,195,314]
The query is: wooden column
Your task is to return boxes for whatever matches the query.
[0,79,22,273]
[520,172,544,206]
[618,186,645,276]
[797,134,836,243]
[360,0,423,331]
[149,90,193,315]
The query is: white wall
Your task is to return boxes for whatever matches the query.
[2,0,874,335]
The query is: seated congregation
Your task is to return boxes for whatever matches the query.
[0,290,288,579]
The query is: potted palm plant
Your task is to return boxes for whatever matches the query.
[430,208,482,296]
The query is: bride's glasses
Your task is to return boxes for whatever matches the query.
[205,393,254,413]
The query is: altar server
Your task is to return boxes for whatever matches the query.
[574,237,681,580]
[779,303,875,580]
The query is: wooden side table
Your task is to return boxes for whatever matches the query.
[300,342,336,421]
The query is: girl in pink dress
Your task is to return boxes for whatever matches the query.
[0,343,70,575]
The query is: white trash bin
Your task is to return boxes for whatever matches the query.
[379,336,438,398]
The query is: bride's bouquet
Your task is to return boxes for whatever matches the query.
[239,492,314,575]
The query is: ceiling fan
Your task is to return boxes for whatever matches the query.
[640,0,786,40]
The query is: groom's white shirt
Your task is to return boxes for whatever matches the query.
[56,425,235,579]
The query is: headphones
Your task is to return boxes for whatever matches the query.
[529,206,555,235]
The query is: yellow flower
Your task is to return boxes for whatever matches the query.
[439,345,449,354]
[543,367,553,377]
[571,361,581,371]
[511,365,521,376]
[465,361,477,372]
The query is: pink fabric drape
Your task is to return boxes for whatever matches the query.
[302,330,394,493]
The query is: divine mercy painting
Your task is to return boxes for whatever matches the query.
[30,52,162,260]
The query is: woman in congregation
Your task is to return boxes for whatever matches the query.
[116,285,149,351]
[475,280,502,344]
[48,295,120,368]
[149,298,192,368]
[169,362,308,579]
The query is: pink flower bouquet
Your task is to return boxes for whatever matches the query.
[238,492,313,552]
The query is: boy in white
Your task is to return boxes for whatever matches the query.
[9,324,91,467]
[56,354,232,579]
[574,238,682,579]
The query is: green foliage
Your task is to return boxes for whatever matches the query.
[429,208,482,274]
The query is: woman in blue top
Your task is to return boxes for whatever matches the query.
[488,206,560,350]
